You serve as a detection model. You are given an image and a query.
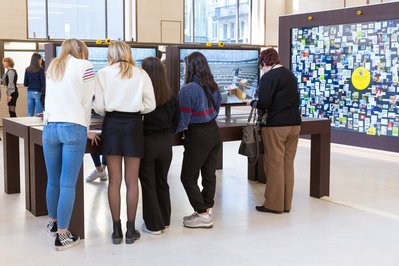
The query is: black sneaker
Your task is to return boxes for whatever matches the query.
[55,232,80,251]
[47,221,57,237]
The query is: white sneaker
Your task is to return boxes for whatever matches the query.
[86,169,108,182]
[183,212,213,228]
[142,223,162,235]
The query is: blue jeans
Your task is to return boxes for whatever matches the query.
[27,91,43,116]
[43,122,87,229]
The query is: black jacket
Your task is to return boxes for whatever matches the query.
[253,66,301,127]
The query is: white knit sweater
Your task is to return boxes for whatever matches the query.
[93,63,156,116]
[44,55,95,131]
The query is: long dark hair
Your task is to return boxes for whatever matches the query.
[141,56,173,106]
[27,53,42,73]
[184,52,218,91]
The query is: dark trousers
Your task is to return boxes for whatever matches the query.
[181,120,222,214]
[90,153,107,167]
[139,132,173,231]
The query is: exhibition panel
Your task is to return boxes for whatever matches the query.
[279,2,399,152]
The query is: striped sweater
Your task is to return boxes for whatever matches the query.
[44,55,95,131]
[176,78,221,133]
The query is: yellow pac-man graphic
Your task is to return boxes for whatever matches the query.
[352,67,371,90]
[366,127,376,135]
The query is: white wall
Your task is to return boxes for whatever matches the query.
[136,0,183,43]
[265,0,287,46]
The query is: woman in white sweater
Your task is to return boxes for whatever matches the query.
[93,41,156,245]
[43,39,99,251]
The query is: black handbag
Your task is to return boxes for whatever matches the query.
[238,102,264,165]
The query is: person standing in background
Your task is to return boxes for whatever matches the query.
[93,41,156,245]
[1,57,19,117]
[43,39,99,251]
[140,56,179,235]
[176,52,222,229]
[24,53,45,116]
[252,48,301,214]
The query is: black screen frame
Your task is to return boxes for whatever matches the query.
[166,45,261,106]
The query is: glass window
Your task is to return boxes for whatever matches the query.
[27,0,127,41]
[28,0,47,38]
[212,22,218,38]
[107,0,124,40]
[239,0,250,43]
[48,0,106,39]
[185,0,253,44]
[184,0,193,42]
[193,0,208,43]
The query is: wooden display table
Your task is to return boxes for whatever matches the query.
[3,117,44,211]
[6,116,330,239]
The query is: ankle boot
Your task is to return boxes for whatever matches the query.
[125,221,140,244]
[112,220,123,244]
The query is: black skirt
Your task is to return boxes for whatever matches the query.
[101,111,144,157]
[8,89,19,106]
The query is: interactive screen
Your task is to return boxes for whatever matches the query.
[55,46,156,71]
[291,19,399,138]
[179,48,259,104]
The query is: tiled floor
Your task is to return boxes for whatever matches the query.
[1,138,399,265]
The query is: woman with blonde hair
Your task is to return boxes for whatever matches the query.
[43,38,99,251]
[1,57,19,117]
[94,41,156,245]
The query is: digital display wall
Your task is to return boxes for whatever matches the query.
[179,48,259,104]
[55,46,156,71]
[291,19,399,138]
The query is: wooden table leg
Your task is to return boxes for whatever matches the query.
[310,133,330,198]
[30,142,48,216]
[3,131,20,194]
[69,168,85,239]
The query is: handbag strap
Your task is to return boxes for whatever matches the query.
[248,101,258,125]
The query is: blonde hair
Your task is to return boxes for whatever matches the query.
[47,39,89,81]
[2,57,15,68]
[107,41,135,79]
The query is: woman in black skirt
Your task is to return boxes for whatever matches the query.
[140,56,179,234]
[93,41,156,244]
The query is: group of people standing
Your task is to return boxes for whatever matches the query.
[1,53,46,117]
[42,39,222,251]
[4,39,301,252]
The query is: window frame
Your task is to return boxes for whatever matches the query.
[26,0,128,41]
[184,0,254,44]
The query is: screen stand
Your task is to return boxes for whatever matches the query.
[225,106,231,117]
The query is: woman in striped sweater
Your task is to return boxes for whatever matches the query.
[176,51,222,229]
[43,39,99,251]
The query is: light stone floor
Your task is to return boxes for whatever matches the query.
[1,136,399,266]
